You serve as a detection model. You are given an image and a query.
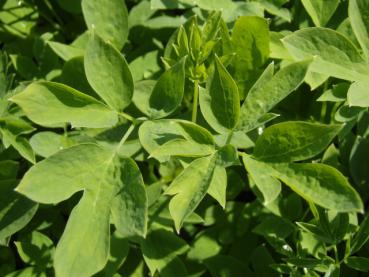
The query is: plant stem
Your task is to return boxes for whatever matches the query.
[63,123,68,138]
[117,124,135,151]
[118,112,136,123]
[333,245,339,264]
[192,80,199,122]
[225,130,233,145]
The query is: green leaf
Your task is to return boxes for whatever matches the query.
[165,155,217,232]
[243,155,281,205]
[297,222,333,244]
[253,121,342,162]
[0,180,38,241]
[286,257,333,271]
[214,130,254,149]
[269,162,363,213]
[146,57,186,119]
[0,161,18,180]
[150,0,191,10]
[110,158,148,238]
[141,228,189,277]
[349,0,369,59]
[96,232,129,277]
[14,231,54,267]
[202,11,222,44]
[317,83,349,102]
[270,31,292,60]
[259,0,291,21]
[196,0,235,11]
[10,82,118,128]
[132,80,156,116]
[16,144,147,277]
[347,81,369,107]
[85,33,133,111]
[335,103,364,123]
[305,71,329,90]
[57,0,82,14]
[82,0,128,49]
[204,255,251,277]
[350,136,369,197]
[149,139,215,160]
[237,60,310,132]
[301,0,339,27]
[139,119,214,161]
[351,213,369,254]
[187,229,221,261]
[282,28,369,82]
[5,267,47,277]
[0,117,36,163]
[129,51,160,82]
[48,41,84,61]
[139,120,182,157]
[345,256,369,272]
[10,55,39,80]
[0,0,37,39]
[29,132,74,158]
[200,56,240,133]
[253,215,295,239]
[207,166,227,208]
[53,187,111,277]
[60,57,97,98]
[229,16,269,98]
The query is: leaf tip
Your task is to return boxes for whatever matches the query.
[175,226,181,235]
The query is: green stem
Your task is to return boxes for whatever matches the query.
[118,112,136,123]
[63,124,68,139]
[333,245,339,264]
[117,124,135,151]
[225,130,234,145]
[192,80,199,122]
[320,102,327,122]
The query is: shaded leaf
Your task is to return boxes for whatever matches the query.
[0,180,38,241]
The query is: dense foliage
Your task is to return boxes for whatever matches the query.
[1,0,369,276]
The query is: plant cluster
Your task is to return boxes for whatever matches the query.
[1,0,369,276]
